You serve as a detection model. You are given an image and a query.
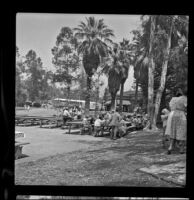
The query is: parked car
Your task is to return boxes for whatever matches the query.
[25,101,32,106]
[32,102,41,107]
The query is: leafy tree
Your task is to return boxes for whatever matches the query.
[130,15,188,129]
[24,50,45,102]
[51,27,80,103]
[74,16,114,114]
[39,70,54,101]
[15,46,27,106]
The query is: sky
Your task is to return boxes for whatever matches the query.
[16,13,142,97]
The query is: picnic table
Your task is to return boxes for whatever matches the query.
[66,121,85,134]
[38,116,62,128]
[64,120,138,136]
[15,115,62,127]
[15,131,30,159]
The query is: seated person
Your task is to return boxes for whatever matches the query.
[83,115,88,125]
[136,115,144,130]
[80,116,92,135]
[77,109,82,119]
[125,115,132,124]
[104,111,111,126]
[93,115,103,137]
[118,118,128,137]
[132,117,138,126]
[73,115,78,120]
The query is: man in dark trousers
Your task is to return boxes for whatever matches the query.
[62,108,71,125]
[109,108,121,140]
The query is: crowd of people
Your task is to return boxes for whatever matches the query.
[59,105,149,140]
[22,86,187,155]
[58,87,187,155]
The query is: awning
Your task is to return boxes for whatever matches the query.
[104,101,111,105]
[120,100,131,105]
[104,100,131,106]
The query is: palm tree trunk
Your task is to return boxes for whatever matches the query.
[135,78,139,107]
[85,76,91,115]
[95,86,99,117]
[111,92,116,110]
[147,15,156,130]
[119,82,124,113]
[152,19,173,129]
[67,86,70,106]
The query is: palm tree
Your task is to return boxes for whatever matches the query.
[133,52,149,108]
[130,27,150,110]
[132,16,156,129]
[102,44,125,111]
[74,17,114,114]
[118,39,131,113]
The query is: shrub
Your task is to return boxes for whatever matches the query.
[32,102,41,107]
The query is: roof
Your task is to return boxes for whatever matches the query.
[105,100,131,105]
[107,90,143,100]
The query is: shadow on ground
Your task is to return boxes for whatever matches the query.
[15,130,186,187]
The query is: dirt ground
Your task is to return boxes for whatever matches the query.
[15,125,186,187]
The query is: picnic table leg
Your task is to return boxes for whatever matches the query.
[80,124,84,135]
[68,124,72,134]
[40,120,42,128]
[101,126,104,137]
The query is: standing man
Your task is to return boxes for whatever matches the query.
[109,108,121,140]
[62,108,71,125]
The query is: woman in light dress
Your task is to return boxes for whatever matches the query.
[165,89,187,154]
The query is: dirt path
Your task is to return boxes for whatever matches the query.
[15,128,186,187]
[15,126,108,164]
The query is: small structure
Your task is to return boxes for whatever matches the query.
[104,90,143,112]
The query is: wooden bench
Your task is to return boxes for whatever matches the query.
[15,141,30,160]
[80,124,93,135]
[66,121,85,134]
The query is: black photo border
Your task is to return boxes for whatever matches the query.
[1,4,192,200]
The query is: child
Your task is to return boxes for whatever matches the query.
[161,108,170,147]
[118,118,127,137]
[80,116,91,135]
[94,115,103,137]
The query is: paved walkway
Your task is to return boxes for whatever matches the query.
[15,126,109,164]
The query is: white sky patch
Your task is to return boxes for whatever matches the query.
[16,13,141,96]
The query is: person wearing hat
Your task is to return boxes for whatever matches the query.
[161,108,170,147]
[109,108,121,140]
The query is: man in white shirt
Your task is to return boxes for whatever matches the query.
[63,108,71,125]
[94,116,103,137]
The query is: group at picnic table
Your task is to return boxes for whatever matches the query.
[19,86,186,156]
[60,106,149,140]
[59,87,187,154]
